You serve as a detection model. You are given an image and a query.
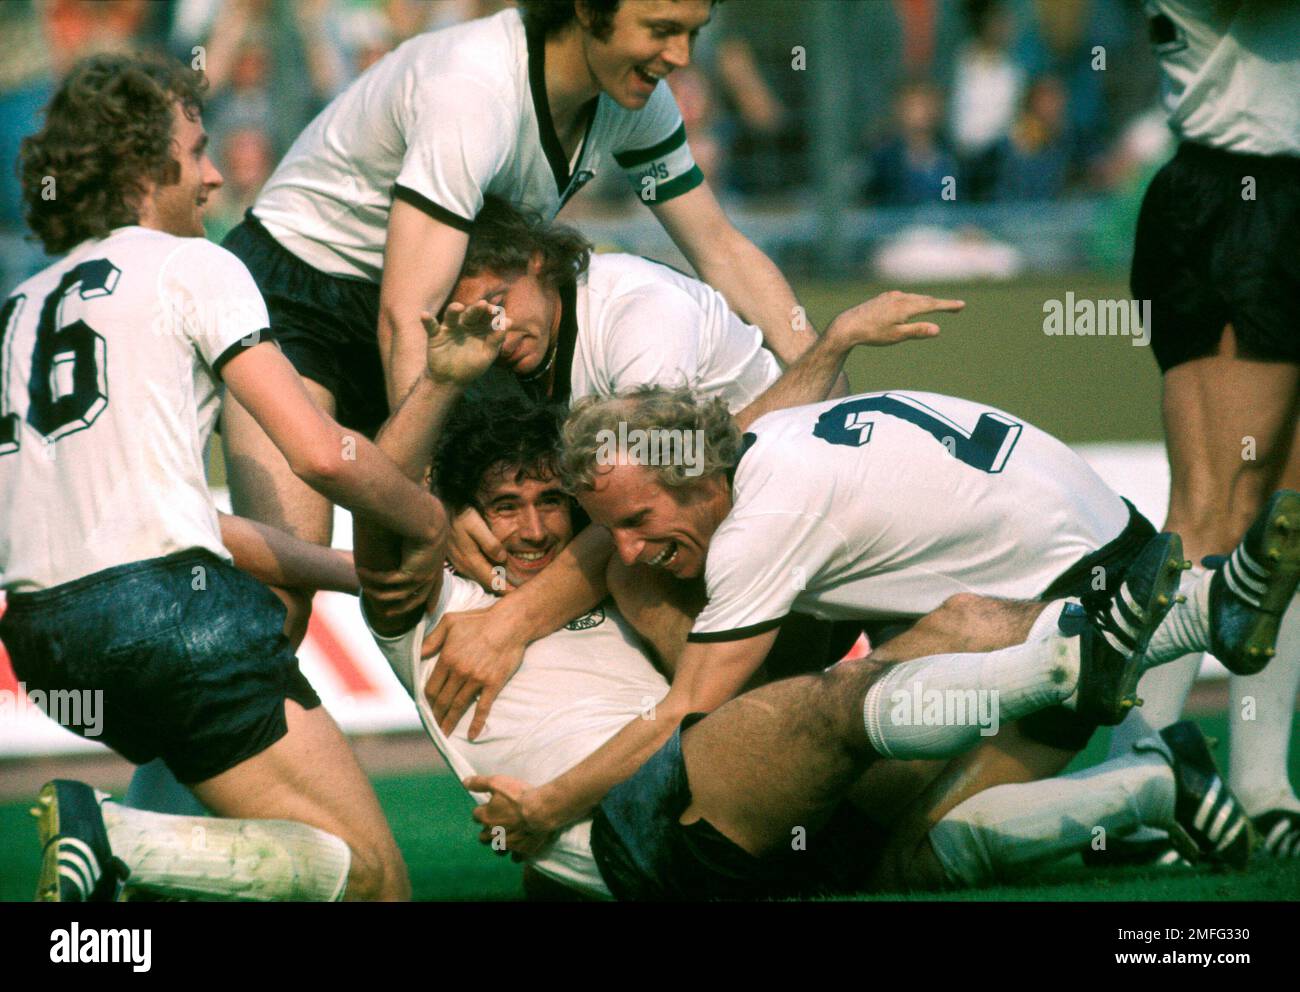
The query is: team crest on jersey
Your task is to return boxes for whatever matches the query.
[565,606,605,631]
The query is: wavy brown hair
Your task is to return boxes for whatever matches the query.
[20,53,207,254]
[462,196,592,291]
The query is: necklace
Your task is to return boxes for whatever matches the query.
[519,340,558,383]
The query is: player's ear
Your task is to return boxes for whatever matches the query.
[527,251,545,277]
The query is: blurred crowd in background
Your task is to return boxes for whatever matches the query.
[0,0,1175,288]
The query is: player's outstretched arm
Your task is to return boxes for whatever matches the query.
[378,198,472,409]
[733,290,965,430]
[218,512,359,594]
[466,630,779,852]
[221,342,445,543]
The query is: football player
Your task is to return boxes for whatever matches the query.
[356,317,1264,899]
[1103,0,1300,859]
[459,386,1298,861]
[3,54,444,901]
[217,0,833,644]
[430,195,958,594]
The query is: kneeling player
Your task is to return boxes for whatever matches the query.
[3,54,445,901]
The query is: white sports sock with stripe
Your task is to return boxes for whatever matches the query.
[101,802,351,901]
[1227,599,1300,816]
[863,605,1077,760]
[1145,567,1211,668]
[928,749,1175,887]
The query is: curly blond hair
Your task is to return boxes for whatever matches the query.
[559,386,741,492]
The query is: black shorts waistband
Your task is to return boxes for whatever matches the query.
[1174,141,1300,172]
[5,549,227,609]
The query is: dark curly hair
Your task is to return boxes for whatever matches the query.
[433,395,572,513]
[462,196,592,291]
[519,0,724,42]
[20,52,207,255]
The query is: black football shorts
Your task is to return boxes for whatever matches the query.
[1131,141,1300,372]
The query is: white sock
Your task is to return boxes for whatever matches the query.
[929,749,1175,887]
[1145,566,1211,668]
[102,802,351,901]
[864,605,1077,760]
[1227,598,1300,816]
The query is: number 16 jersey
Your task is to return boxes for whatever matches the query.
[0,228,268,592]
[689,391,1133,642]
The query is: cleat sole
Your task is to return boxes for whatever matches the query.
[1223,491,1300,675]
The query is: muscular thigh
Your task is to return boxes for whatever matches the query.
[192,700,398,864]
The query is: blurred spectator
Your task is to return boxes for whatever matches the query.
[204,124,275,242]
[668,66,725,188]
[949,0,1024,200]
[708,0,808,199]
[862,80,959,207]
[989,74,1073,201]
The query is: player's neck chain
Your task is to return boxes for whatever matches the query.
[519,340,558,383]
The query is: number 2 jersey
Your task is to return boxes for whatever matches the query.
[0,228,268,591]
[689,391,1133,641]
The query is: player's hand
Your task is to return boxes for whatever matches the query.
[422,607,527,739]
[356,536,442,621]
[447,506,516,594]
[464,775,555,860]
[422,299,508,387]
[825,290,964,349]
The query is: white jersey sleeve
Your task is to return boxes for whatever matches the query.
[610,82,704,203]
[158,239,270,374]
[393,76,514,230]
[690,509,842,641]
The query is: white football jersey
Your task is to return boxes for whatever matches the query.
[1144,1,1300,156]
[690,391,1132,641]
[254,8,702,282]
[368,573,669,899]
[570,254,781,414]
[0,228,267,591]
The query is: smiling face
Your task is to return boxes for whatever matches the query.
[450,255,561,376]
[144,102,222,238]
[576,461,728,579]
[580,0,713,110]
[478,465,576,585]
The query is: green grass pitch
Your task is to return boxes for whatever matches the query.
[2,714,1296,901]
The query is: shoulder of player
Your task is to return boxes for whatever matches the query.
[154,236,259,296]
[400,12,523,111]
[592,259,701,326]
[728,428,833,508]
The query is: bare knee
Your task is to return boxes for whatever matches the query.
[343,837,410,902]
[804,658,884,754]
